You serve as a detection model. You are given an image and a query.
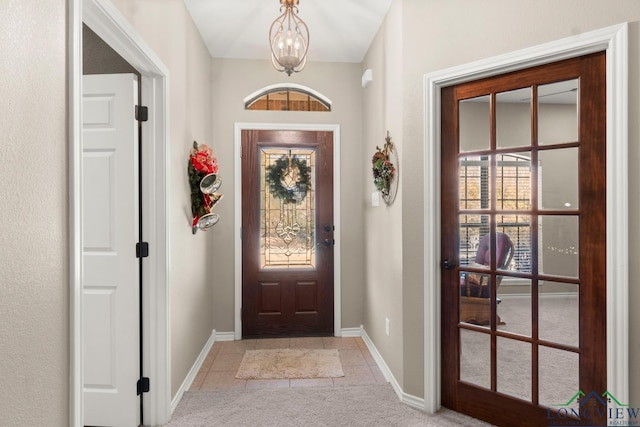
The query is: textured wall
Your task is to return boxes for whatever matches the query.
[359,0,640,402]
[2,1,636,424]
[0,0,68,424]
[360,0,406,390]
[107,0,215,398]
[209,58,365,333]
[397,0,640,403]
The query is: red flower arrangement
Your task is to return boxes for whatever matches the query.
[189,141,222,233]
[190,143,218,175]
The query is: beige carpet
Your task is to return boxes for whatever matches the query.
[235,349,344,380]
[166,384,492,426]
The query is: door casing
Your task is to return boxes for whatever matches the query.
[234,123,342,339]
[70,0,171,425]
[422,23,628,413]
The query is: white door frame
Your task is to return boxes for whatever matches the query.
[233,123,342,339]
[423,23,629,413]
[69,0,171,425]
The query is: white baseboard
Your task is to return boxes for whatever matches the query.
[339,327,362,338]
[170,329,217,414]
[401,392,427,411]
[358,326,426,411]
[214,331,236,342]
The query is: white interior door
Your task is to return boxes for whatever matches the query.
[82,74,139,427]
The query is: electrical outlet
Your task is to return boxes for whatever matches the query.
[385,318,390,336]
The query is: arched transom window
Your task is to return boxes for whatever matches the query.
[244,84,331,112]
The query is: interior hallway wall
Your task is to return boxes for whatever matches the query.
[360,0,407,391]
[0,1,68,424]
[396,0,640,404]
[208,58,365,333]
[108,0,215,398]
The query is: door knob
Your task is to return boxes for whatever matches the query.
[442,259,457,270]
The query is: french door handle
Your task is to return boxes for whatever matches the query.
[442,259,457,270]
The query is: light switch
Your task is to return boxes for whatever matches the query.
[372,191,380,207]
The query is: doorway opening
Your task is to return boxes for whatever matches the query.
[70,0,170,425]
[234,123,342,340]
[241,130,335,337]
[422,22,628,419]
[82,24,146,426]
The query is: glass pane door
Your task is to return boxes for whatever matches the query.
[457,80,581,403]
[260,147,316,269]
[441,52,606,426]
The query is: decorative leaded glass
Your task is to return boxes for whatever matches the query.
[260,147,316,269]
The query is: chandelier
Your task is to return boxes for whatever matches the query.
[269,0,309,76]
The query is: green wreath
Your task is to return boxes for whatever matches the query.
[266,155,311,203]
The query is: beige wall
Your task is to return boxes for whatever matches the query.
[393,0,640,403]
[0,1,68,424]
[108,0,215,398]
[361,0,407,390]
[3,1,638,424]
[209,58,365,332]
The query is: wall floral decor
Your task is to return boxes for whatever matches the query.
[372,131,399,206]
[189,141,223,234]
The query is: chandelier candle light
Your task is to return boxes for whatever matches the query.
[269,0,309,76]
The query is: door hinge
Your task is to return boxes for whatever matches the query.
[135,105,149,122]
[136,242,149,258]
[137,377,150,395]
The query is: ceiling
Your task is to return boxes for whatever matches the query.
[183,0,393,63]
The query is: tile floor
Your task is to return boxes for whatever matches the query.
[189,337,388,392]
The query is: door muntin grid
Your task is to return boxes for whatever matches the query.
[456,80,581,406]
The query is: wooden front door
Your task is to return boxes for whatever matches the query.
[441,53,606,426]
[242,130,334,337]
